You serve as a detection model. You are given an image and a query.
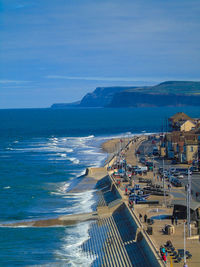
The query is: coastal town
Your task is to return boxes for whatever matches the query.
[2,112,200,266]
[83,111,200,266]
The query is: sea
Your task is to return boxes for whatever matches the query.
[0,106,200,267]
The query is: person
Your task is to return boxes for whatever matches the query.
[139,213,142,221]
[175,215,178,225]
[125,187,128,195]
[166,240,172,248]
[160,246,164,256]
[162,253,167,264]
[129,200,133,209]
[117,180,121,188]
[171,215,174,225]
[144,214,147,223]
[161,247,167,257]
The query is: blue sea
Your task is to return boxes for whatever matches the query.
[0,107,200,266]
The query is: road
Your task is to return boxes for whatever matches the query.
[138,137,200,202]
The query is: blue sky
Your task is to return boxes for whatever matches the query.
[0,0,200,108]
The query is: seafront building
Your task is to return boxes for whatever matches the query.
[161,112,200,166]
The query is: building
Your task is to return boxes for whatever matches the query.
[179,120,196,132]
[164,132,198,164]
[168,112,195,131]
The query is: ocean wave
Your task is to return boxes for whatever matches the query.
[70,170,86,177]
[67,157,80,164]
[3,186,11,189]
[12,146,74,154]
[48,137,58,141]
[60,153,67,158]
[50,182,70,196]
[6,147,14,151]
[55,221,96,266]
[81,149,102,155]
[54,190,96,214]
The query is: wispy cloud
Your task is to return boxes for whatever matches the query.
[45,75,158,83]
[0,80,31,84]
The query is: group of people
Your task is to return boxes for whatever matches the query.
[139,213,148,223]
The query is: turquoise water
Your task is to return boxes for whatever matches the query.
[0,107,200,266]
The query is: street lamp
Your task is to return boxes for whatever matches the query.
[183,220,188,267]
[163,157,166,206]
[186,169,191,237]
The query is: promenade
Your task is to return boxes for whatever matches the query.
[75,136,164,266]
[103,135,200,267]
[2,135,199,266]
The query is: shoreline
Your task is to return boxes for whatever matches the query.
[1,133,168,266]
[0,134,164,266]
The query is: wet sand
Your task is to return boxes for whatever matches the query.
[1,212,99,227]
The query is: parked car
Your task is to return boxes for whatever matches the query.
[146,161,153,167]
[170,168,176,173]
[171,178,182,187]
[153,146,159,156]
[140,157,146,164]
[190,166,199,172]
[175,168,189,174]
[173,172,180,177]
[169,176,175,183]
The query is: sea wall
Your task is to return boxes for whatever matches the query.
[137,231,162,267]
[104,137,164,267]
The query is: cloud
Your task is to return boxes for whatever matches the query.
[0,80,31,84]
[45,75,158,83]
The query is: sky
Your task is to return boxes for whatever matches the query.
[0,0,200,108]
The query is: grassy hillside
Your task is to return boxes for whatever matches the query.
[125,81,200,95]
[51,81,200,108]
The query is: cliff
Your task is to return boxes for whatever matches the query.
[51,81,200,108]
[79,86,138,107]
[108,91,200,107]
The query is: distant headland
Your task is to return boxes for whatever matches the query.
[51,81,200,108]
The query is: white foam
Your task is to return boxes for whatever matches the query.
[70,169,86,177]
[49,137,58,141]
[60,153,67,158]
[68,157,80,164]
[54,190,96,214]
[81,149,102,155]
[6,147,13,151]
[50,182,70,196]
[13,146,73,154]
[54,221,96,266]
[76,135,94,140]
[3,186,11,189]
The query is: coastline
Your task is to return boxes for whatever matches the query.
[101,135,200,267]
[0,134,163,266]
[83,134,164,266]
